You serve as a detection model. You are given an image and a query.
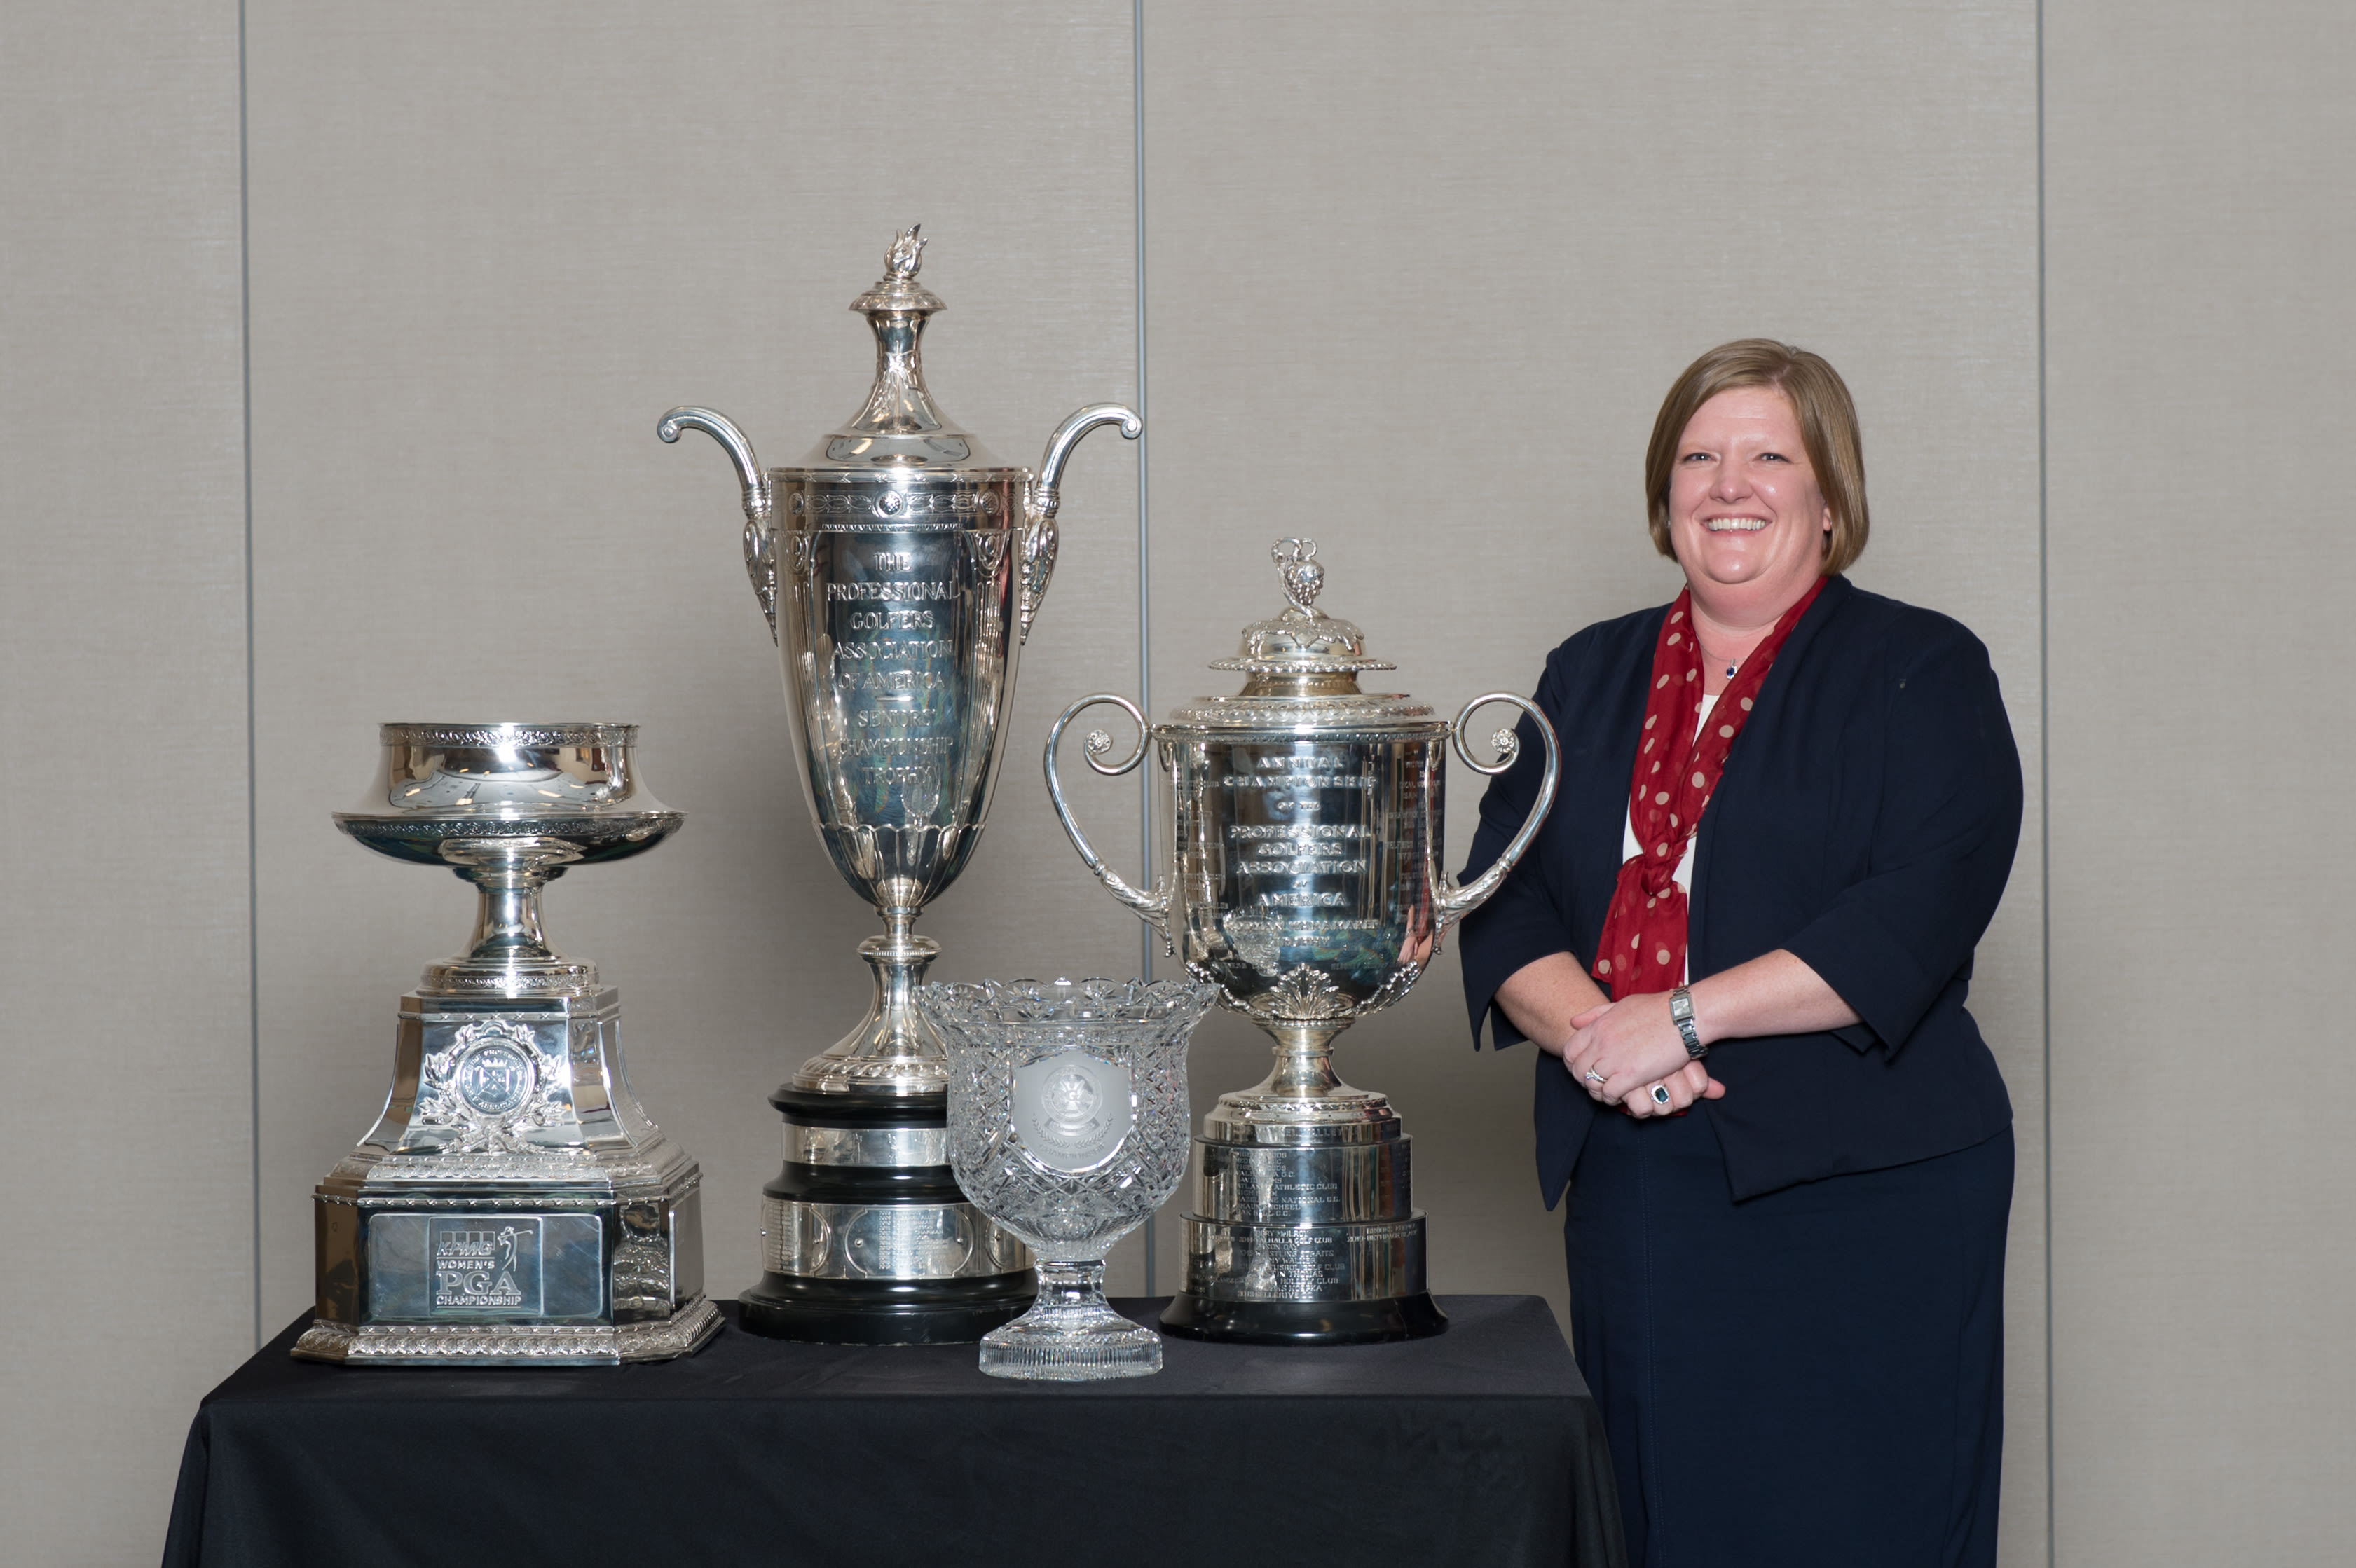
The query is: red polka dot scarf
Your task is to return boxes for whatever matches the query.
[1591,577,1828,1000]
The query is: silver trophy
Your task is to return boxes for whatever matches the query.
[296,722,720,1365]
[1046,540,1560,1344]
[921,978,1215,1380]
[660,227,1139,1343]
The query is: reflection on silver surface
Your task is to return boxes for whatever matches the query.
[760,1196,1025,1280]
[783,1121,948,1168]
[661,228,1139,1101]
[1184,1214,1427,1302]
[663,231,1126,1335]
[335,722,681,1000]
[1047,542,1560,1333]
[298,725,716,1366]
[1196,1137,1411,1226]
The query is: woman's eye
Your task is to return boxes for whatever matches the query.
[1759,451,1788,462]
[1679,451,1710,463]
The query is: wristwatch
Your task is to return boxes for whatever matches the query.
[1669,985,1705,1061]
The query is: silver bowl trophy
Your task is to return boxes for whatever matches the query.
[296,723,720,1365]
[1046,541,1560,1345]
[921,978,1215,1380]
[661,227,1140,1343]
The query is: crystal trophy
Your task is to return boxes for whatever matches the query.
[920,978,1214,1379]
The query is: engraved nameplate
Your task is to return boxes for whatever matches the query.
[366,1211,605,1321]
[1011,1050,1133,1174]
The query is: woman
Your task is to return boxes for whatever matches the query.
[1459,340,2021,1567]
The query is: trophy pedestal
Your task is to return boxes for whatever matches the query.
[740,1086,1033,1345]
[1160,1094,1448,1347]
[297,989,720,1366]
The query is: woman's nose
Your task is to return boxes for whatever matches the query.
[1710,463,1749,501]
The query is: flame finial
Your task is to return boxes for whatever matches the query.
[886,225,926,280]
[1273,538,1324,614]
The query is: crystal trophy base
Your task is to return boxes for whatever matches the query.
[739,1085,1034,1345]
[296,989,721,1366]
[1160,1090,1448,1347]
[978,1262,1160,1381]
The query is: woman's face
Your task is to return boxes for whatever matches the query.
[1666,386,1833,604]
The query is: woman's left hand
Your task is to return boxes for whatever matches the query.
[1566,993,1724,1115]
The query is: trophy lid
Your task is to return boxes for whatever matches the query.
[794,225,1008,474]
[1170,540,1440,731]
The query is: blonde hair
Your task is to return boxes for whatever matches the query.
[1643,339,1868,576]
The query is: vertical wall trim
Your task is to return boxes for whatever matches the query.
[2036,0,2055,1561]
[1132,0,1155,1295]
[239,0,263,1352]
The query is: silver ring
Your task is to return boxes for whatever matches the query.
[1650,1085,1672,1106]
[1584,1068,1608,1085]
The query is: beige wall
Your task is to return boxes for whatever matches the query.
[1135,13,2048,1566]
[2046,4,2356,1561]
[0,6,252,1567]
[0,3,2342,1563]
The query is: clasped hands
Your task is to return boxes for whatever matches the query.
[1563,990,1725,1118]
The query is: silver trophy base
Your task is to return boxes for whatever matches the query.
[739,1085,1034,1345]
[300,989,720,1366]
[1160,1086,1448,1346]
[294,1295,722,1366]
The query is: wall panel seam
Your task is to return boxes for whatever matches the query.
[2036,0,2055,1562]
[1133,0,1155,1295]
[240,0,263,1354]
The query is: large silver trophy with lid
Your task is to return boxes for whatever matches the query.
[660,228,1139,1343]
[1047,540,1559,1344]
[298,722,720,1365]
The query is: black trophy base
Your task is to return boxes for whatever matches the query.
[737,1270,1034,1346]
[1158,1291,1450,1347]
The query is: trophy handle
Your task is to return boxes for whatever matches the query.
[658,406,781,643]
[1018,404,1142,645]
[1043,693,1172,949]
[1430,693,1560,935]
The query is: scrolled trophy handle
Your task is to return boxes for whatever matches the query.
[1043,693,1172,948]
[658,407,781,642]
[1431,692,1561,933]
[1018,404,1143,645]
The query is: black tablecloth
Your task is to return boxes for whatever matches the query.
[163,1296,1624,1568]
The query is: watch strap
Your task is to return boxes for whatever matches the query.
[1669,985,1705,1060]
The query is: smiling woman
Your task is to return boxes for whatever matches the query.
[1457,341,2023,1567]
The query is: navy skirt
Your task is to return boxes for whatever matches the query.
[1566,1108,2012,1568]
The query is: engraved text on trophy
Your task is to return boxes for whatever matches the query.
[430,1217,543,1314]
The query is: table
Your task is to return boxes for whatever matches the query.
[163,1296,1624,1568]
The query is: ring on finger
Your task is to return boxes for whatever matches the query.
[1650,1084,1672,1107]
[1584,1068,1608,1085]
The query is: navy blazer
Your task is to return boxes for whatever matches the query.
[1458,575,2021,1204]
